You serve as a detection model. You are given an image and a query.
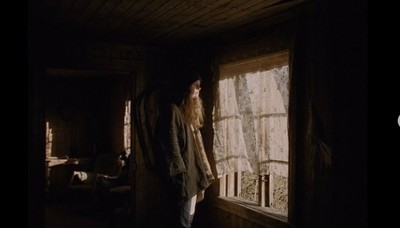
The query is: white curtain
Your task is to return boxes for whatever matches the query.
[213,52,289,177]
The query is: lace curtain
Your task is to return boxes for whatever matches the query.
[212,52,289,177]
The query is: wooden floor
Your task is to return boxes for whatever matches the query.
[45,193,130,228]
[45,203,107,228]
[44,190,206,228]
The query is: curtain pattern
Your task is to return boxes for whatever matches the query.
[213,59,289,177]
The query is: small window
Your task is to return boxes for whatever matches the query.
[46,121,53,158]
[213,51,290,216]
[124,100,131,156]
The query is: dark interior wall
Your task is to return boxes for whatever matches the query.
[39,39,153,159]
[110,76,132,155]
[290,8,333,228]
[29,1,47,226]
[290,1,367,227]
[45,75,131,158]
[44,75,132,196]
[28,24,150,225]
[326,0,367,227]
[212,22,295,65]
[45,77,113,158]
[145,45,215,85]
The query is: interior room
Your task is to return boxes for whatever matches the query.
[28,0,367,227]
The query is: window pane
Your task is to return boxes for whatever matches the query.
[215,52,289,214]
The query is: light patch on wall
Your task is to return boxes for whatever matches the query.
[124,100,131,156]
[46,121,53,158]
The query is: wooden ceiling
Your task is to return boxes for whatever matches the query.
[38,0,308,45]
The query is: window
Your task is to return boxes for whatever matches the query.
[213,51,290,216]
[45,121,53,158]
[124,100,131,156]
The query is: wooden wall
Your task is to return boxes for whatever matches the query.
[29,0,367,226]
[28,37,153,226]
[45,75,111,158]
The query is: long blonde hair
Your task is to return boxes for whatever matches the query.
[180,95,204,130]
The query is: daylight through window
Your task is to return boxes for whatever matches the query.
[213,51,290,215]
[124,100,131,156]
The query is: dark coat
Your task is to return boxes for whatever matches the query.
[154,102,213,202]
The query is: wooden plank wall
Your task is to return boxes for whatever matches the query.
[194,203,269,228]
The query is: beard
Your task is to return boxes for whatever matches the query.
[181,96,204,129]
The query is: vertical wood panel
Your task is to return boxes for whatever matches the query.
[258,175,265,207]
[231,214,239,228]
[227,173,235,196]
[219,174,226,196]
[238,216,245,228]
[236,171,242,196]
[203,205,288,228]
[244,219,253,228]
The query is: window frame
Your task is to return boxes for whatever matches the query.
[213,196,290,228]
[212,50,293,227]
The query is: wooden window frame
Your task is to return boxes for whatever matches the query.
[213,51,292,227]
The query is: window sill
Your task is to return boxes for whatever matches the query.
[210,196,292,228]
